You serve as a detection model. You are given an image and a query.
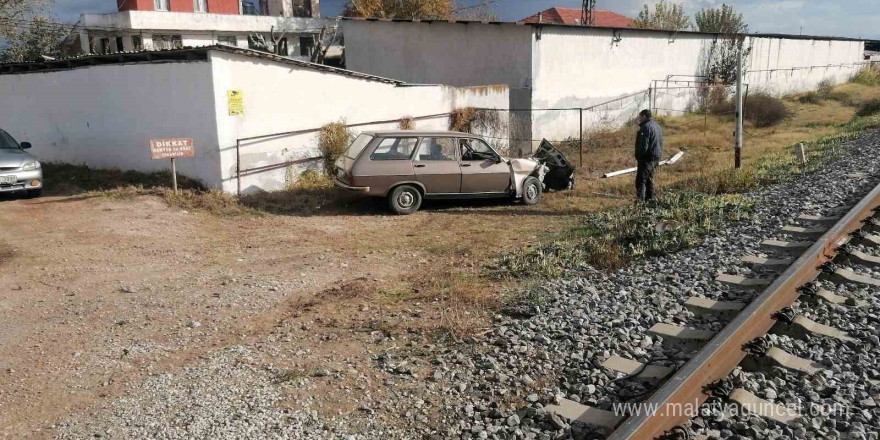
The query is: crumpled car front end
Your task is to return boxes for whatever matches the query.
[505,139,575,197]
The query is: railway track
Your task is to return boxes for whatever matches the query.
[545,179,880,440]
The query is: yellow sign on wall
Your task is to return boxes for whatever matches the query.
[227,90,244,116]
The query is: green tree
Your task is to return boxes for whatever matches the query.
[694,3,747,34]
[632,0,690,31]
[343,0,453,19]
[0,16,68,62]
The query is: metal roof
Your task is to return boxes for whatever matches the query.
[340,16,869,43]
[0,45,405,84]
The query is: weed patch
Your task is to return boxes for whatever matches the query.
[318,121,352,175]
[856,98,880,117]
[488,190,752,278]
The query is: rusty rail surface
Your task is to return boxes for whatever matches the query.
[608,179,880,440]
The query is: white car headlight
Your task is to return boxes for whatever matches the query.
[21,161,40,170]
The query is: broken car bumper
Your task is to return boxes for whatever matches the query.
[333,177,370,193]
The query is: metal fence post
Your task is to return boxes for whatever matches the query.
[579,108,584,168]
[236,139,241,196]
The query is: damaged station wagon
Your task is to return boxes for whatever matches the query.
[333,131,574,214]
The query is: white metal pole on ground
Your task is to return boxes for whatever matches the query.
[171,158,178,194]
[735,44,744,169]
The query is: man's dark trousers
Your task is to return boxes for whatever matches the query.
[636,159,659,202]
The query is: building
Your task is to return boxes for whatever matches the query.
[72,0,330,60]
[0,46,509,194]
[342,18,869,151]
[520,7,632,27]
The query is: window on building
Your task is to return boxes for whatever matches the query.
[132,35,143,51]
[241,0,257,15]
[115,36,124,52]
[99,38,110,54]
[217,35,237,46]
[152,35,183,50]
[293,0,312,17]
[154,0,169,11]
[194,0,207,12]
[299,36,314,57]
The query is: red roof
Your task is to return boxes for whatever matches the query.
[520,7,633,28]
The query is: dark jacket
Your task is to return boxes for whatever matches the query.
[635,119,664,162]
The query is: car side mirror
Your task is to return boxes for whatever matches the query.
[20,142,31,149]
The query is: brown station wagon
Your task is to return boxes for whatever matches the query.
[333,131,573,214]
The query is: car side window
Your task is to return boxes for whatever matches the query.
[370,137,418,161]
[416,137,457,161]
[0,130,19,150]
[460,138,497,161]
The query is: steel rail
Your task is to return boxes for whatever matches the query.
[608,179,880,440]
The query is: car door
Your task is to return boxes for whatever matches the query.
[413,137,461,194]
[459,138,511,193]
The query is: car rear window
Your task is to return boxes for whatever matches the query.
[370,137,418,161]
[344,134,374,160]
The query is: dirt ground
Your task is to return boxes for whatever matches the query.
[0,191,569,439]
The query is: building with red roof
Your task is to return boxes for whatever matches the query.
[520,7,633,27]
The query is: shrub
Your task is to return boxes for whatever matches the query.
[851,66,880,87]
[856,98,880,117]
[827,90,855,105]
[488,190,752,277]
[398,116,415,130]
[798,91,821,104]
[745,92,791,127]
[817,78,834,98]
[706,85,734,115]
[449,107,502,133]
[318,121,352,175]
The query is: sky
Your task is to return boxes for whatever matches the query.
[53,0,880,40]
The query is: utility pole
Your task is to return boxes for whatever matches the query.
[582,0,596,25]
[734,43,744,169]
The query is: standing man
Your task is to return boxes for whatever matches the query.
[634,109,664,203]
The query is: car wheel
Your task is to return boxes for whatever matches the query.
[522,176,542,205]
[388,185,422,215]
[26,189,42,198]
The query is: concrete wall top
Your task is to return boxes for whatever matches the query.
[81,11,329,33]
[343,20,533,88]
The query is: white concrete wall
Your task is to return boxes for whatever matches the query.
[342,21,866,146]
[343,20,533,88]
[745,37,866,94]
[0,61,223,187]
[208,51,508,194]
[530,27,866,141]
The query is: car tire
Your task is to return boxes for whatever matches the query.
[522,176,542,205]
[388,185,422,215]
[26,189,42,198]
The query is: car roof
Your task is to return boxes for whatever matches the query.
[362,130,482,137]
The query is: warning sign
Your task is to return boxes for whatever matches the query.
[228,89,244,115]
[149,138,195,160]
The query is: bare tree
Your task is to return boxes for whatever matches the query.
[248,25,289,55]
[1,0,51,38]
[453,0,498,21]
[343,0,453,20]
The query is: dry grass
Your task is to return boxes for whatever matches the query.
[851,65,880,87]
[318,121,351,175]
[398,116,415,130]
